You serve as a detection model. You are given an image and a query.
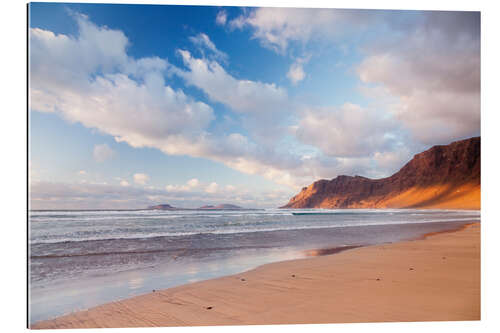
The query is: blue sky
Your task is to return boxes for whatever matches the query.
[28,3,480,209]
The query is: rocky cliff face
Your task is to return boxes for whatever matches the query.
[282,137,480,210]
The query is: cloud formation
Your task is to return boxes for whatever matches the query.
[30,181,293,209]
[233,8,480,146]
[357,11,480,144]
[29,15,316,189]
[216,10,227,26]
[176,50,288,116]
[133,173,150,185]
[187,178,199,188]
[175,49,292,143]
[120,180,130,187]
[93,143,115,162]
[188,32,228,63]
[287,62,305,84]
[230,8,378,53]
[29,10,480,209]
[30,14,215,152]
[166,178,201,192]
[205,182,219,193]
[294,103,400,157]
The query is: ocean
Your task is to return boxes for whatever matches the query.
[29,208,480,324]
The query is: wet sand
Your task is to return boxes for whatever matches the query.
[32,222,480,329]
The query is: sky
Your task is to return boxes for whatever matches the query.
[28,3,480,209]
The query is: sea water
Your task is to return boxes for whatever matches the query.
[29,208,480,323]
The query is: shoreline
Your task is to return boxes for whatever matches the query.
[32,221,480,329]
[29,207,481,212]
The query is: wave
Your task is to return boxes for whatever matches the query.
[30,244,276,259]
[30,212,479,224]
[29,212,296,223]
[291,209,480,216]
[29,217,479,245]
[29,214,185,223]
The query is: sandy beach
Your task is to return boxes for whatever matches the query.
[32,222,480,329]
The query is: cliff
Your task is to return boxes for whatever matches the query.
[282,137,480,210]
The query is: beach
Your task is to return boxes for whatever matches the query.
[32,221,480,329]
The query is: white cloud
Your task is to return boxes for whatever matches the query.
[230,8,377,53]
[286,56,310,85]
[176,50,288,116]
[175,50,290,142]
[30,181,164,210]
[357,11,480,145]
[29,15,294,189]
[373,149,412,177]
[166,178,200,192]
[295,103,399,157]
[133,173,150,185]
[29,181,295,210]
[29,15,319,190]
[30,14,215,155]
[165,184,179,192]
[287,62,305,84]
[30,11,478,198]
[216,10,227,26]
[187,178,199,188]
[205,182,219,193]
[93,144,115,162]
[225,184,236,192]
[188,33,228,63]
[231,8,480,147]
[120,180,130,187]
[166,180,238,196]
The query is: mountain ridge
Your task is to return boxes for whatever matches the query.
[282,137,480,210]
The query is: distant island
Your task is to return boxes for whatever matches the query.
[198,204,243,210]
[282,137,480,210]
[147,203,245,210]
[147,204,177,210]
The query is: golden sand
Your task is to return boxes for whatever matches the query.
[32,223,480,329]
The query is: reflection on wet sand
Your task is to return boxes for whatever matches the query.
[304,245,363,257]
